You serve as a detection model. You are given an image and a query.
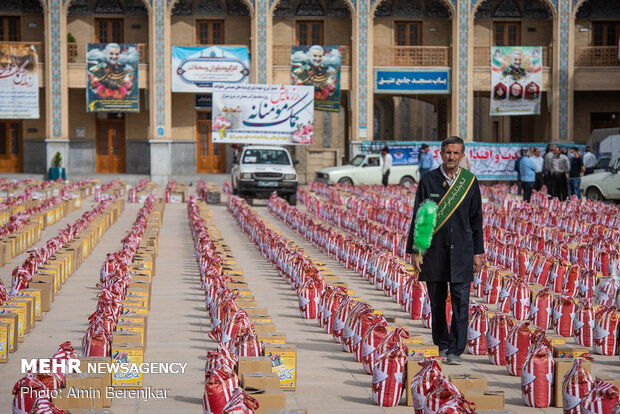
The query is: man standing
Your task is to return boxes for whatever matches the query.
[549,146,570,201]
[381,146,392,187]
[419,144,433,177]
[514,149,527,195]
[520,151,537,202]
[530,147,544,191]
[568,147,585,199]
[406,136,484,365]
[583,147,596,175]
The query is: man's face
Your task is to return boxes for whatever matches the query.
[534,149,540,156]
[310,49,323,67]
[107,47,120,65]
[513,55,521,67]
[552,146,560,155]
[440,143,464,170]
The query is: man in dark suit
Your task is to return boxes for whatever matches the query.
[406,136,484,365]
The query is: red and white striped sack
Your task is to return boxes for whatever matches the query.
[81,329,111,357]
[563,265,582,297]
[368,328,409,375]
[466,302,488,355]
[424,376,463,414]
[28,398,67,414]
[422,295,432,329]
[613,401,620,414]
[595,277,619,307]
[517,249,530,279]
[553,295,577,338]
[526,253,543,283]
[511,278,531,321]
[592,305,619,356]
[220,310,255,352]
[390,267,407,305]
[534,257,554,287]
[221,387,259,414]
[550,260,570,294]
[497,275,516,314]
[521,342,555,408]
[573,299,596,348]
[401,274,413,313]
[332,295,356,343]
[487,313,514,366]
[203,367,240,414]
[318,285,343,328]
[483,270,502,305]
[505,320,532,376]
[530,287,553,330]
[434,395,476,414]
[578,270,598,301]
[372,342,407,407]
[12,375,48,414]
[205,349,237,374]
[473,265,488,298]
[562,357,594,414]
[359,319,390,368]
[342,303,373,353]
[321,289,349,334]
[579,379,619,414]
[410,358,443,414]
[297,280,322,319]
[408,277,428,320]
[352,313,386,359]
[236,332,262,358]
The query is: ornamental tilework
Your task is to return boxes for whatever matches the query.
[358,0,367,129]
[50,0,62,137]
[258,0,267,83]
[458,2,467,137]
[471,0,557,12]
[155,0,165,134]
[558,0,569,140]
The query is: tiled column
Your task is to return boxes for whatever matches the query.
[45,0,70,170]
[557,0,571,141]
[355,0,370,140]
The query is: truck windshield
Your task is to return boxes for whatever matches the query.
[350,155,366,166]
[242,149,290,165]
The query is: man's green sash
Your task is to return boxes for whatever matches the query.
[433,168,475,235]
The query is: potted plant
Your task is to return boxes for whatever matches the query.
[48,151,66,180]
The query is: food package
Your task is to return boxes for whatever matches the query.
[592,305,619,356]
[579,379,619,414]
[221,387,259,414]
[487,313,514,366]
[12,375,49,414]
[466,302,488,355]
[553,295,577,338]
[521,342,555,408]
[483,270,502,305]
[203,367,240,414]
[371,342,407,407]
[410,358,443,414]
[505,320,532,376]
[562,357,594,413]
[511,278,531,321]
[425,376,462,414]
[573,299,595,348]
[530,286,553,330]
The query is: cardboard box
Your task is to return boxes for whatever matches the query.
[553,344,589,359]
[449,374,488,392]
[32,272,58,295]
[0,305,27,341]
[64,373,104,409]
[28,281,52,311]
[0,312,18,352]
[546,333,566,346]
[235,299,257,308]
[238,357,272,377]
[78,357,113,407]
[406,357,442,406]
[248,388,286,414]
[244,308,270,316]
[264,344,296,391]
[257,333,286,347]
[52,388,96,410]
[241,372,281,390]
[17,289,42,320]
[402,335,424,345]
[0,322,9,362]
[115,322,146,348]
[111,344,143,388]
[112,331,143,347]
[10,297,35,330]
[406,343,439,359]
[554,358,592,407]
[253,322,277,334]
[596,374,620,391]
[462,390,505,410]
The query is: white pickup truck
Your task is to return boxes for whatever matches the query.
[315,153,420,187]
[231,145,299,205]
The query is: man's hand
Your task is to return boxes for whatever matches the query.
[473,255,483,274]
[410,253,423,272]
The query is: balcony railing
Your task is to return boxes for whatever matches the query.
[575,46,619,66]
[67,43,148,64]
[474,46,552,67]
[2,41,44,63]
[273,45,352,66]
[374,46,451,67]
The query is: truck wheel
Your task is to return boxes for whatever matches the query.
[338,177,353,185]
[288,193,297,206]
[586,187,604,201]
[399,176,415,188]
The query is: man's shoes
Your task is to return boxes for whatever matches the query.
[439,349,448,358]
[446,354,462,365]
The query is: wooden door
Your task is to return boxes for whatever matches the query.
[395,22,422,46]
[296,21,323,46]
[493,23,521,46]
[96,119,125,173]
[0,16,20,41]
[95,19,123,43]
[196,113,225,173]
[0,121,22,172]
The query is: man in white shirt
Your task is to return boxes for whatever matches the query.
[583,147,596,175]
[530,147,544,190]
[381,146,393,187]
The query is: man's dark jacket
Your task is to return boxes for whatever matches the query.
[405,167,484,283]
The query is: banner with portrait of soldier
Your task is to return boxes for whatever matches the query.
[86,43,139,112]
[490,46,542,116]
[290,45,341,112]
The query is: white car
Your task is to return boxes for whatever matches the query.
[580,157,620,201]
[231,145,299,205]
[315,153,420,187]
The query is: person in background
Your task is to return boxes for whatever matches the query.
[419,144,433,177]
[583,146,596,175]
[519,150,537,202]
[530,147,544,191]
[549,146,570,201]
[568,147,585,199]
[514,149,527,195]
[406,136,484,366]
[543,144,556,197]
[460,151,472,171]
[381,146,392,187]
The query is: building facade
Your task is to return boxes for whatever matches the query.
[0,0,618,183]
